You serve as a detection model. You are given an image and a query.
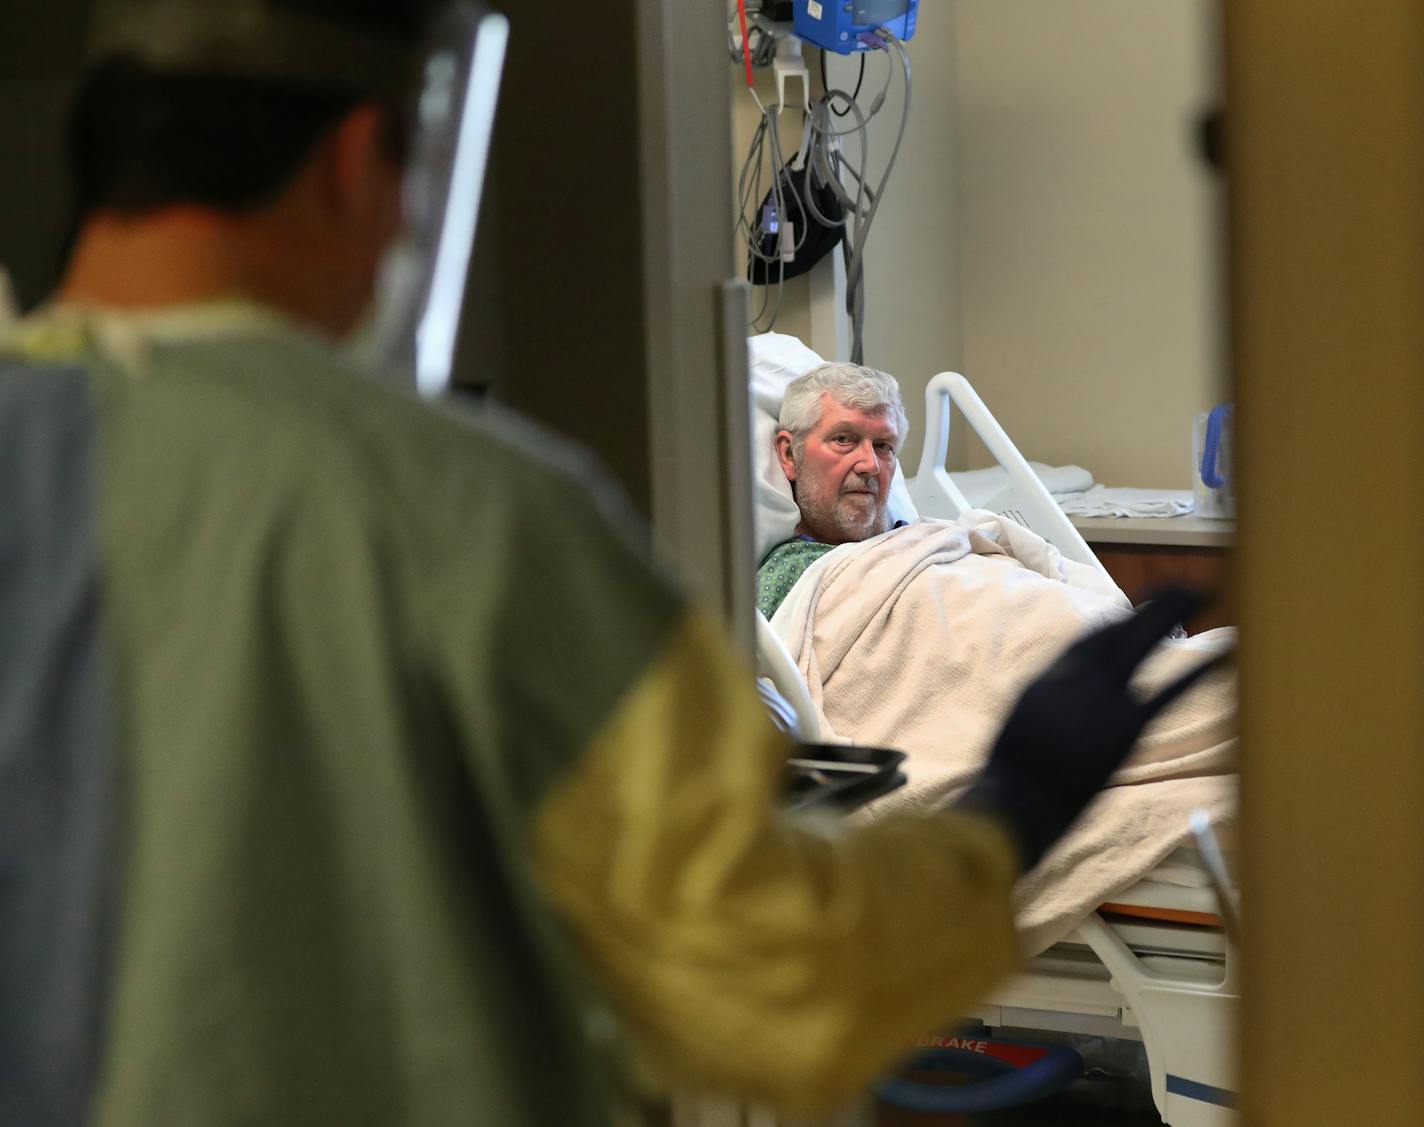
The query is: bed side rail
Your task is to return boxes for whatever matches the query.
[908,372,1108,579]
[755,610,822,742]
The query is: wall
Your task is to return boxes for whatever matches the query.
[485,0,655,513]
[956,0,1224,486]
[856,2,963,473]
[730,0,1222,487]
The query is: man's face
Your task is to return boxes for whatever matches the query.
[775,393,900,544]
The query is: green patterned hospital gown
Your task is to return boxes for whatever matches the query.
[756,538,839,620]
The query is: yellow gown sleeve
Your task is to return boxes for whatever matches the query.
[532,610,1021,1114]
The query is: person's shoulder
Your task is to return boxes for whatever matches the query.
[167,330,606,505]
[406,392,647,535]
[318,348,653,563]
[145,329,671,591]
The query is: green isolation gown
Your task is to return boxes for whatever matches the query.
[0,302,1017,1127]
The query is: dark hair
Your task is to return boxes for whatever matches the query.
[66,59,378,218]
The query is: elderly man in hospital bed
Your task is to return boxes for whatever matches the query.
[759,362,1238,955]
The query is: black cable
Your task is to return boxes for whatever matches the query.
[819,47,866,118]
[737,98,811,332]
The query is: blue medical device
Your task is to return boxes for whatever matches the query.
[793,0,918,54]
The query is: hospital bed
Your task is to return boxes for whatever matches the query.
[748,333,1239,1127]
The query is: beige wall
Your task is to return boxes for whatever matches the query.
[957,0,1224,486]
[851,2,963,472]
[730,0,1222,486]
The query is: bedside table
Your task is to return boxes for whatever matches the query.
[1070,515,1235,632]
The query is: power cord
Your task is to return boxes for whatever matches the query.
[737,93,808,331]
[819,47,865,118]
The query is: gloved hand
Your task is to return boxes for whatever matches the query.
[956,589,1230,873]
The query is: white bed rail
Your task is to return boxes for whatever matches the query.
[1075,913,1239,1125]
[908,372,1109,581]
[755,611,822,742]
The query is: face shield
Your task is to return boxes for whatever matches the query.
[85,0,509,397]
[351,5,508,396]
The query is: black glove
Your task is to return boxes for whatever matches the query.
[956,588,1230,873]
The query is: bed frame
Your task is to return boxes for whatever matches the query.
[753,370,1239,1126]
[907,371,1110,579]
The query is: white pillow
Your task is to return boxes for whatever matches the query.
[748,332,919,562]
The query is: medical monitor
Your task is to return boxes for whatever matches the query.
[793,0,917,54]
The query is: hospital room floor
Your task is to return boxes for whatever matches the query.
[873,1072,1163,1125]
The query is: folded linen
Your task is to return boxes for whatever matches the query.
[949,462,1095,509]
[1056,485,1194,519]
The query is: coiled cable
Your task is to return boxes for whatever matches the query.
[733,19,913,362]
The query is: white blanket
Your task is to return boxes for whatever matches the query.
[770,515,1237,954]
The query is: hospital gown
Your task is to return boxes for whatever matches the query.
[757,537,838,618]
[0,303,1020,1127]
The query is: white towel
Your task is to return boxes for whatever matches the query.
[949,462,1095,508]
[1056,485,1194,519]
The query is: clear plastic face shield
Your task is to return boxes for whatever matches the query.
[350,4,508,396]
[85,0,508,397]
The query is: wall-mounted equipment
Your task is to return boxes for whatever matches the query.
[729,0,914,361]
[793,0,917,55]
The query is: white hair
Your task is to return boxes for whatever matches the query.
[777,362,909,455]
